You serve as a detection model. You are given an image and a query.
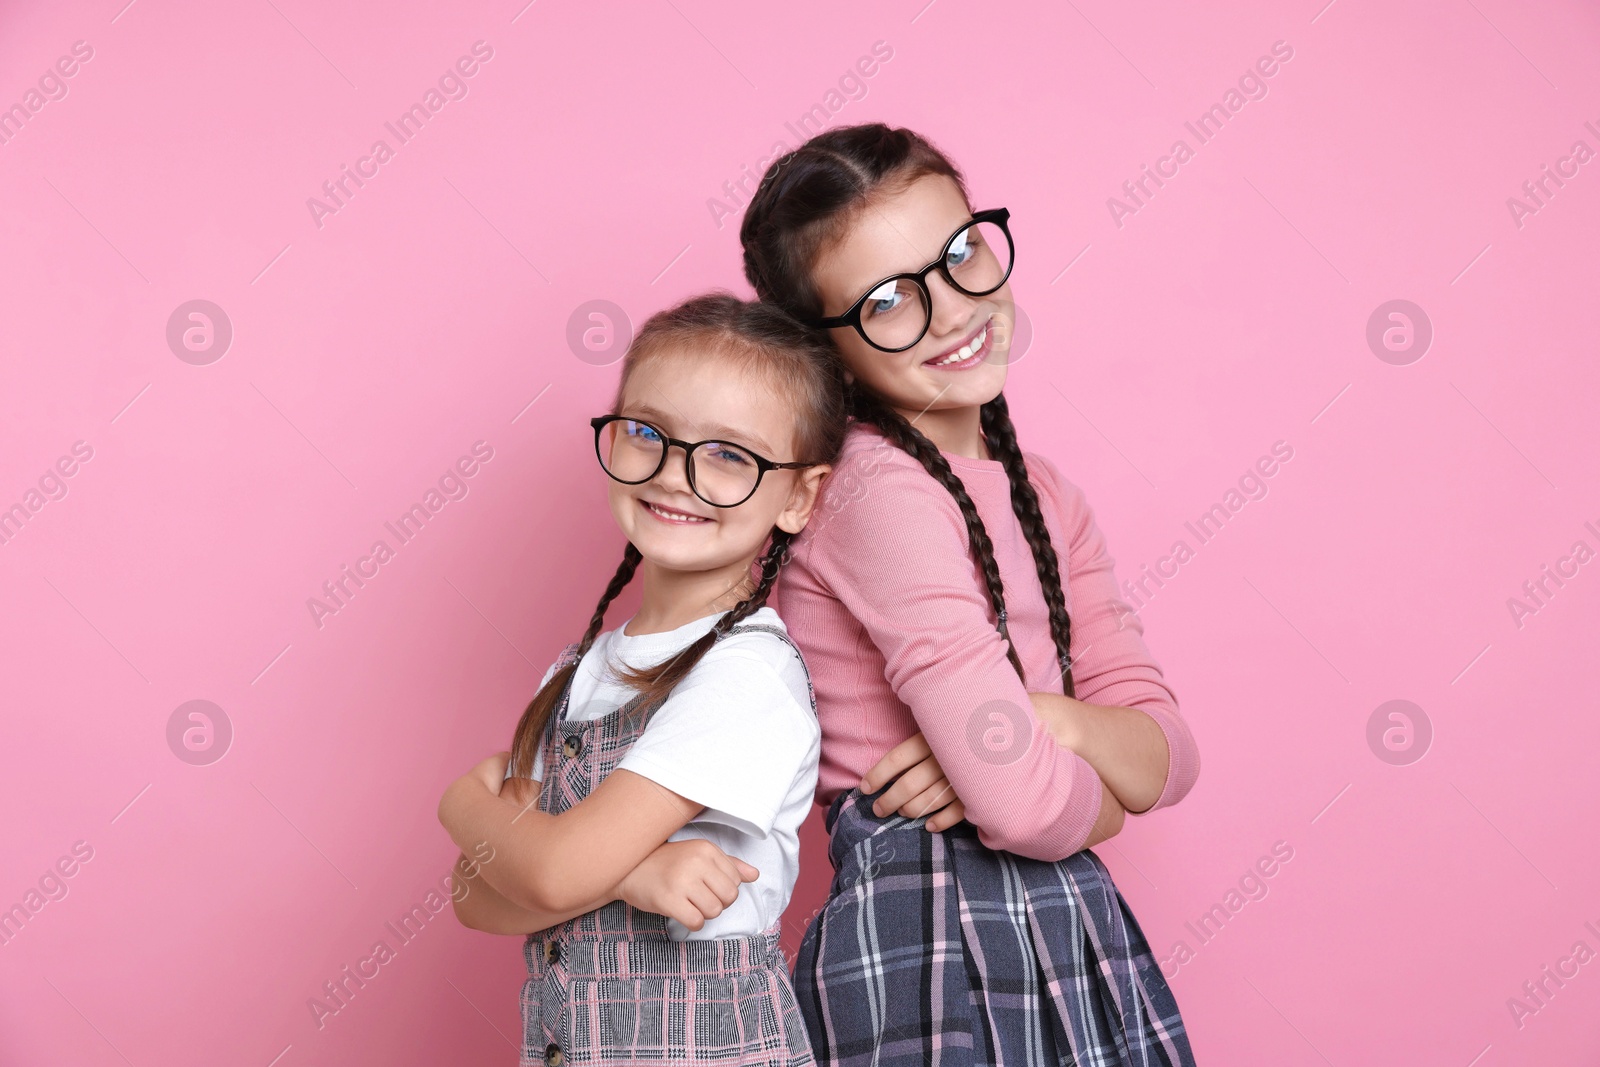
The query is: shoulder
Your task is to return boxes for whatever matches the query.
[691,614,812,713]
[827,421,931,483]
[1022,449,1090,520]
[562,626,619,674]
[717,606,796,656]
[801,421,965,547]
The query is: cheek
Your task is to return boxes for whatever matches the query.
[606,481,638,526]
[728,483,790,542]
[856,354,930,406]
[833,336,878,382]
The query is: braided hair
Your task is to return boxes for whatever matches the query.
[507,294,847,779]
[739,123,1077,695]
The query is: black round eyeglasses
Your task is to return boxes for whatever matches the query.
[590,415,818,509]
[813,207,1015,354]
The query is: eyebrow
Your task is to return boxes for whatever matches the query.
[619,405,778,456]
[839,213,975,300]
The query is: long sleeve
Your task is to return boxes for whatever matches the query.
[1029,451,1200,813]
[792,445,1104,861]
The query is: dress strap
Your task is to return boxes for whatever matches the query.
[725,622,816,713]
[548,642,584,724]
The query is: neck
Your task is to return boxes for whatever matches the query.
[628,555,757,636]
[890,401,990,460]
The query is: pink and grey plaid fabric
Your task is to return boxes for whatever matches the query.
[792,786,1196,1067]
[519,627,816,1067]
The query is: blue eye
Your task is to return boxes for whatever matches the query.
[864,279,907,318]
[623,420,662,443]
[703,442,753,467]
[946,229,975,269]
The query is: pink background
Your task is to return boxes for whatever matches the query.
[3,0,1598,1063]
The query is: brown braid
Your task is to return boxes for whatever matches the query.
[981,394,1076,696]
[611,526,795,699]
[847,386,1026,679]
[507,543,643,779]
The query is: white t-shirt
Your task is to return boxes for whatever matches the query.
[514,606,820,941]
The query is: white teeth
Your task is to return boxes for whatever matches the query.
[930,326,987,367]
[645,501,706,523]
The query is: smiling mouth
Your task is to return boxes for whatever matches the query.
[640,499,711,524]
[923,318,993,369]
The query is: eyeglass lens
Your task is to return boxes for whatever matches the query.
[857,219,1012,351]
[598,420,762,506]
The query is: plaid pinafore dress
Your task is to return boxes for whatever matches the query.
[520,626,816,1067]
[792,786,1196,1067]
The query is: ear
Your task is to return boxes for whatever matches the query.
[774,463,832,535]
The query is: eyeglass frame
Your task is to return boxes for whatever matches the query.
[811,207,1015,354]
[589,414,818,509]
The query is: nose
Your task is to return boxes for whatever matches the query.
[650,441,695,495]
[924,271,977,339]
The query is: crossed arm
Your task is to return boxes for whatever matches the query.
[789,447,1194,858]
[439,756,756,935]
[448,695,1162,937]
[861,694,1172,845]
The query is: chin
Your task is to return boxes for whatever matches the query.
[629,534,711,572]
[920,363,1007,405]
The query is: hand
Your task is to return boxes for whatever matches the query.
[500,774,539,811]
[440,752,513,834]
[617,839,759,933]
[469,751,512,796]
[860,732,967,832]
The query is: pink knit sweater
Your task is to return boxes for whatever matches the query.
[776,421,1199,862]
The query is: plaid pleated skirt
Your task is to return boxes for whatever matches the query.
[792,786,1195,1067]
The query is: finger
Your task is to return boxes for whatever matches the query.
[924,799,966,832]
[705,869,742,908]
[685,882,726,921]
[670,899,708,932]
[712,852,761,886]
[859,733,933,795]
[900,779,957,820]
[873,760,941,817]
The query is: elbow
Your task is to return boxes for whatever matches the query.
[1159,727,1201,810]
[436,782,461,838]
[451,872,502,931]
[1102,793,1127,839]
[1161,760,1199,810]
[451,891,484,931]
[1134,708,1201,813]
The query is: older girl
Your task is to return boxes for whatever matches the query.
[741,125,1202,1066]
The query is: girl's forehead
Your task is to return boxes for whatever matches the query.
[619,350,793,454]
[816,173,971,293]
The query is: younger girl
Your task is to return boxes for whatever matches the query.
[438,293,847,1067]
